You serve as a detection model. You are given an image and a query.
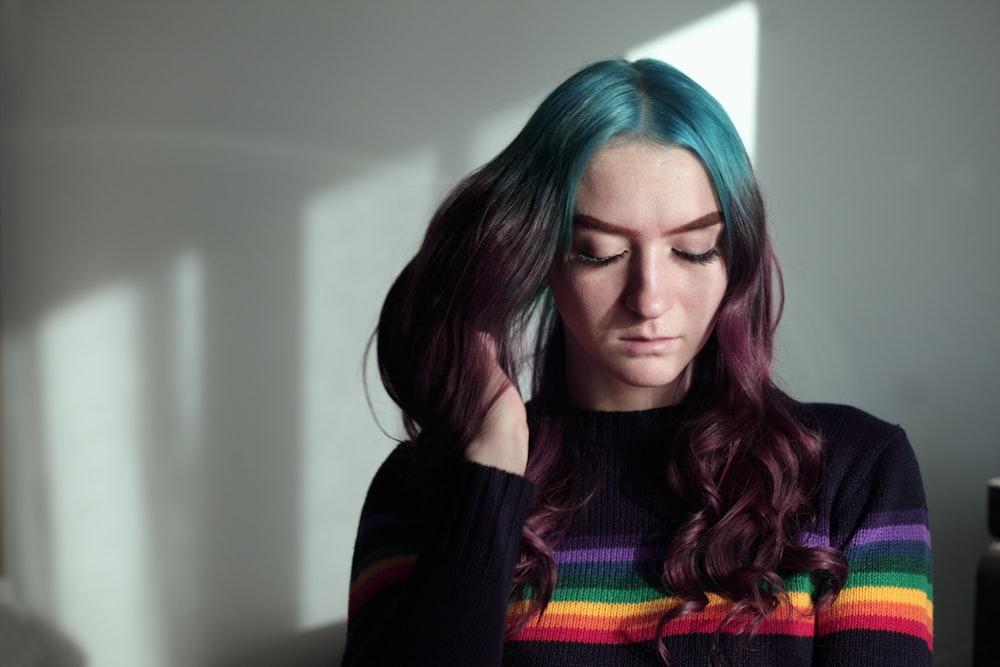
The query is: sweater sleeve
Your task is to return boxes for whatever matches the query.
[342,444,536,666]
[811,407,933,666]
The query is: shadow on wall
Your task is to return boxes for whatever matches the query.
[214,620,347,667]
[0,602,87,667]
[0,600,348,667]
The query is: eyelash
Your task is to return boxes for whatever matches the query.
[573,247,719,267]
[574,252,625,266]
[673,247,720,266]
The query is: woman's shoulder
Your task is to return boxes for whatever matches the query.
[795,402,926,518]
[793,401,908,454]
[371,442,419,480]
[357,442,420,514]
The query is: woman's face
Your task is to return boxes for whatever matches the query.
[548,141,727,411]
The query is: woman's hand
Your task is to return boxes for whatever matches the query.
[463,338,529,476]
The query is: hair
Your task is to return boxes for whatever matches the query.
[375,58,847,663]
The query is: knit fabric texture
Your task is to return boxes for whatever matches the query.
[344,403,932,666]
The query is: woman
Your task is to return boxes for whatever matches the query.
[343,59,932,666]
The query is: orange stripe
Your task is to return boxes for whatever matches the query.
[348,555,418,618]
[821,600,931,627]
[513,597,816,643]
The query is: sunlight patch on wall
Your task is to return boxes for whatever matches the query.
[297,149,439,626]
[38,283,163,667]
[170,250,205,463]
[627,1,760,160]
[159,249,206,657]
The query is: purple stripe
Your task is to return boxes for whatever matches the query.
[550,516,931,560]
[850,523,931,546]
[788,523,930,549]
[555,547,637,564]
[555,545,661,564]
[553,534,661,563]
[801,510,929,547]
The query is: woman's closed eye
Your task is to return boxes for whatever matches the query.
[673,246,719,265]
[573,250,626,266]
[574,246,719,267]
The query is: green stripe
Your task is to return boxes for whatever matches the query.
[782,572,818,594]
[843,569,933,598]
[551,572,827,604]
[551,574,664,603]
[847,556,930,576]
[526,564,932,607]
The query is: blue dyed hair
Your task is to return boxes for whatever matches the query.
[492,58,760,288]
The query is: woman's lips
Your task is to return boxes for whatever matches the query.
[620,336,680,354]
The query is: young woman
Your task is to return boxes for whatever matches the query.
[343,59,932,666]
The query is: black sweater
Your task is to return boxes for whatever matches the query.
[344,403,932,665]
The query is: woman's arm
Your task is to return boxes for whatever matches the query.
[345,349,533,665]
[343,446,535,666]
[813,412,933,665]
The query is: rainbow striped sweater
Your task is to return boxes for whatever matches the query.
[344,403,932,666]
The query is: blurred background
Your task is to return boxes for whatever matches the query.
[2,1,998,665]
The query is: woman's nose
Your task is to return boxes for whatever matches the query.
[624,251,672,319]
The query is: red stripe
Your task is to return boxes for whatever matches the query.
[818,612,932,649]
[513,608,815,644]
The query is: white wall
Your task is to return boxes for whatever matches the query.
[2,1,997,665]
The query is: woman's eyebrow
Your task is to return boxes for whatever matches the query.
[572,211,724,236]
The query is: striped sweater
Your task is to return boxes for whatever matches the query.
[344,403,932,665]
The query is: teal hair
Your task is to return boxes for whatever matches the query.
[489,58,759,286]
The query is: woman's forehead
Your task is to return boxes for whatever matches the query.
[575,142,721,235]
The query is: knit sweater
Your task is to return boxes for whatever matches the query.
[343,403,932,666]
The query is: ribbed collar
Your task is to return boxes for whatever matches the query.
[529,401,686,455]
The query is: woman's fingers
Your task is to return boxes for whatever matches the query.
[464,334,529,475]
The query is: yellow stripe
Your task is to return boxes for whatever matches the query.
[528,590,814,620]
[516,588,931,621]
[834,586,933,616]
